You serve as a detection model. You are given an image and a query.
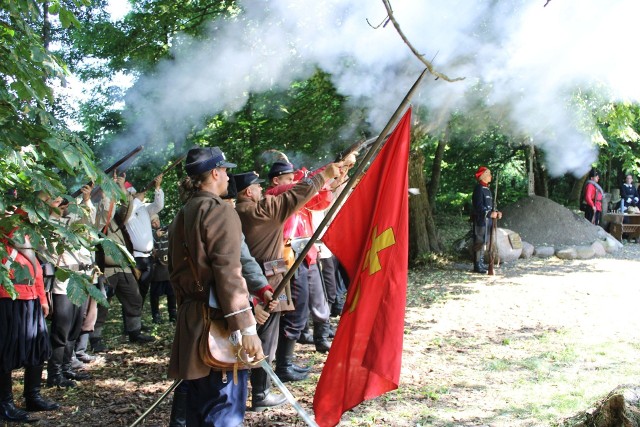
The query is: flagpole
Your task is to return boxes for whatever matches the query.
[266,68,428,306]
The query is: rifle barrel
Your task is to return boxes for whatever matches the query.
[69,145,144,198]
[140,154,186,193]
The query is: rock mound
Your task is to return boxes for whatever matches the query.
[500,195,602,247]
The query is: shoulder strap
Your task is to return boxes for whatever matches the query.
[181,207,203,293]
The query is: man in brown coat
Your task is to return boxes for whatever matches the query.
[234,161,341,387]
[168,146,263,427]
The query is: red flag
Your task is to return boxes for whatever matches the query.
[313,108,411,427]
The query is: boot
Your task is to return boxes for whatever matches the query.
[62,364,91,381]
[250,368,286,412]
[297,323,314,345]
[46,347,76,388]
[89,337,108,353]
[128,329,155,344]
[75,333,96,363]
[473,250,488,274]
[0,371,31,422]
[168,388,187,427]
[24,365,59,412]
[313,320,332,354]
[274,338,309,383]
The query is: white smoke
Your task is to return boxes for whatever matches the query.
[116,0,640,176]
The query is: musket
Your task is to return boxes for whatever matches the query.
[69,145,144,198]
[139,154,187,193]
[266,68,428,308]
[334,134,389,162]
[488,171,499,276]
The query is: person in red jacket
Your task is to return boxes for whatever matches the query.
[583,168,603,226]
[266,161,336,371]
[0,211,59,423]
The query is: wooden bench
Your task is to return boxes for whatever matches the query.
[604,213,640,242]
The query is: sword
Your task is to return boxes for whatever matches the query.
[128,379,182,427]
[259,359,319,427]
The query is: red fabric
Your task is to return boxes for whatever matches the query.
[313,109,411,427]
[475,166,488,180]
[266,179,332,265]
[0,235,47,306]
[585,182,603,211]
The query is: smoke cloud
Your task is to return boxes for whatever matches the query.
[115,0,640,176]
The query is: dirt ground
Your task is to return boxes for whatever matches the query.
[11,243,640,427]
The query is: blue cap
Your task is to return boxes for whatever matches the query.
[268,161,294,180]
[233,172,265,193]
[185,146,237,176]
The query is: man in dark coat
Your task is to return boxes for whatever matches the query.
[234,162,340,393]
[168,146,264,426]
[471,166,502,274]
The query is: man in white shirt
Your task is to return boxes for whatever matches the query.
[124,175,164,305]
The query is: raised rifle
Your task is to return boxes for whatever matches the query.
[488,171,499,276]
[69,145,144,198]
[139,154,187,193]
[334,134,389,162]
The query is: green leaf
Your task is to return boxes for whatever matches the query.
[65,272,89,306]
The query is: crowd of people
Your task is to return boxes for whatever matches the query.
[0,145,355,425]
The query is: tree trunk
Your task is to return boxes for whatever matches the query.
[409,149,441,260]
[533,147,548,197]
[527,145,535,196]
[42,2,51,49]
[428,138,447,211]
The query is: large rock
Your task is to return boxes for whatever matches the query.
[492,228,523,263]
[555,247,577,260]
[534,246,555,258]
[520,241,535,259]
[575,245,596,259]
[591,241,607,257]
[565,384,640,427]
[458,228,523,263]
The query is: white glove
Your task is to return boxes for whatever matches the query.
[627,198,632,203]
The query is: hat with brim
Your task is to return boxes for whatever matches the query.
[268,161,295,180]
[185,146,237,176]
[222,173,238,200]
[234,172,265,193]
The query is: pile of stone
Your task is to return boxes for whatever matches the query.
[459,195,622,263]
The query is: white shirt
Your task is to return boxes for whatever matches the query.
[125,189,164,257]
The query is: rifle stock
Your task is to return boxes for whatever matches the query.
[69,145,144,198]
[488,171,499,276]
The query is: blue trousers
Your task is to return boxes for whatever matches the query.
[186,369,248,427]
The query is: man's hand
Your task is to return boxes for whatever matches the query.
[321,162,344,182]
[80,184,93,202]
[154,174,163,189]
[42,303,49,318]
[241,334,264,360]
[254,304,270,325]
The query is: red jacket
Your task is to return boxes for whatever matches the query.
[266,174,332,265]
[0,234,47,306]
[584,182,603,212]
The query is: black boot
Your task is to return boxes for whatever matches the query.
[250,367,286,411]
[168,388,187,427]
[473,250,488,274]
[89,336,108,353]
[297,323,314,345]
[0,371,31,423]
[313,320,332,354]
[47,347,76,388]
[62,364,91,381]
[274,338,309,383]
[128,329,155,344]
[24,365,59,412]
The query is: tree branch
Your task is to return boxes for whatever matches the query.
[380,0,465,83]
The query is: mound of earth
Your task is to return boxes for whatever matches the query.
[499,195,603,247]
